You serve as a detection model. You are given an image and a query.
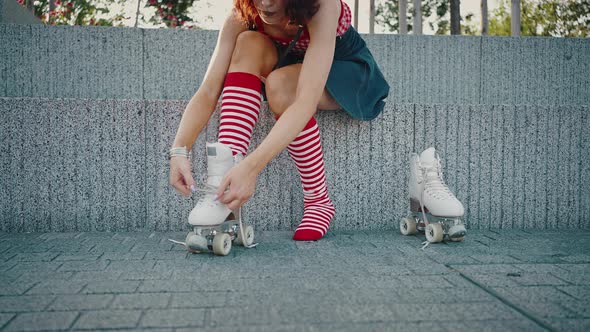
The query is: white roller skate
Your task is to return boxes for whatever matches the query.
[168,142,257,256]
[400,147,467,248]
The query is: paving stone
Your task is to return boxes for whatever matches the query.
[57,260,110,272]
[53,253,102,261]
[101,251,146,260]
[73,310,142,330]
[211,305,282,326]
[406,262,452,275]
[551,271,590,285]
[470,255,522,264]
[82,280,141,294]
[394,286,496,303]
[513,263,570,274]
[0,230,587,331]
[511,273,571,286]
[140,308,206,328]
[450,264,524,274]
[48,294,114,311]
[6,261,62,274]
[110,293,171,309]
[70,271,122,281]
[15,271,74,283]
[493,286,577,303]
[395,275,455,289]
[508,254,568,264]
[88,242,135,253]
[169,292,229,308]
[511,300,577,318]
[25,280,87,295]
[544,318,590,331]
[459,273,521,287]
[561,255,590,263]
[120,269,174,280]
[144,251,189,260]
[560,300,590,318]
[0,280,39,295]
[3,311,78,331]
[7,252,59,262]
[138,279,192,293]
[442,319,543,332]
[6,244,55,253]
[38,233,81,240]
[557,286,590,300]
[105,260,156,272]
[0,314,15,329]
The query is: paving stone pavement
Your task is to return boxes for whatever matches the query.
[0,229,589,332]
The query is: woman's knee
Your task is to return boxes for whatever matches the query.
[230,31,277,74]
[266,67,299,115]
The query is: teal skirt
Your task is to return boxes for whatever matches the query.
[271,26,390,121]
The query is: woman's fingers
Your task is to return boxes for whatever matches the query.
[216,175,231,201]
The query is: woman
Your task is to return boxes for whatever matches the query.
[169,0,389,241]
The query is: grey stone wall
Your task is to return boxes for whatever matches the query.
[1,99,588,232]
[1,24,589,104]
[0,0,42,25]
[1,24,588,232]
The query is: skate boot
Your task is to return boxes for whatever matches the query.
[400,147,466,246]
[168,142,257,256]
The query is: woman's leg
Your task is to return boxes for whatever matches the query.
[217,31,278,156]
[265,64,340,241]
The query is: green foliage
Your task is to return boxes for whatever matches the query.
[145,0,198,28]
[375,0,479,35]
[31,0,127,26]
[489,0,590,37]
[377,0,590,37]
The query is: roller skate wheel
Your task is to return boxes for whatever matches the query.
[450,236,465,242]
[425,223,444,243]
[185,233,207,253]
[400,217,417,235]
[212,233,232,256]
[235,224,255,247]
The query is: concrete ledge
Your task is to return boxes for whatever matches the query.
[1,24,589,104]
[0,98,588,232]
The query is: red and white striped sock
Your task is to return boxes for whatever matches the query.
[287,117,335,241]
[217,72,262,156]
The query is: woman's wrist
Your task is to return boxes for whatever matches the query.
[242,154,265,175]
[169,146,192,160]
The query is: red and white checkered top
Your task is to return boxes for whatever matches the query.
[255,0,352,57]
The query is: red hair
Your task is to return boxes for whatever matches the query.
[234,0,320,27]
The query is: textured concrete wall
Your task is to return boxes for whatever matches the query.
[1,0,42,24]
[1,24,589,104]
[1,98,588,232]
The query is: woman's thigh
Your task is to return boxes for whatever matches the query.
[266,64,341,112]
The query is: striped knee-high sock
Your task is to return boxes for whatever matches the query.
[217,72,262,156]
[287,117,335,241]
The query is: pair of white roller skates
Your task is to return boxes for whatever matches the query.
[400,147,467,247]
[169,142,258,256]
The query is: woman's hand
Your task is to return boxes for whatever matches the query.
[169,157,196,197]
[215,160,258,210]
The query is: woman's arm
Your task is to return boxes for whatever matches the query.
[172,10,248,149]
[243,0,340,173]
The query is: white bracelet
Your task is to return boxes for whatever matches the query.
[169,146,191,160]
